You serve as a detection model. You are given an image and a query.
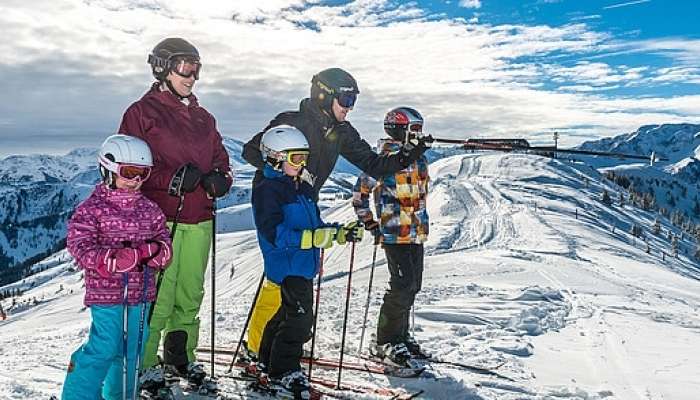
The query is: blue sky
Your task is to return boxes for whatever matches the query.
[1,0,699,158]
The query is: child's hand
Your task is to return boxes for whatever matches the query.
[138,241,172,269]
[95,248,139,278]
[336,221,364,244]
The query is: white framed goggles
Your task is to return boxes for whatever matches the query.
[99,155,152,182]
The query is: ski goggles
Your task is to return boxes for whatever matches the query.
[336,92,357,108]
[286,151,309,168]
[408,123,423,133]
[171,57,202,80]
[117,164,152,182]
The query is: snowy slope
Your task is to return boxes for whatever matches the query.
[2,152,700,399]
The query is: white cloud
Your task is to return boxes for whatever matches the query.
[570,14,602,22]
[0,0,699,157]
[602,0,651,10]
[459,0,482,9]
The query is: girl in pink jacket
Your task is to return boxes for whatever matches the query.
[62,135,172,400]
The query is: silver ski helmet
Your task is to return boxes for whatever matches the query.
[98,134,153,186]
[260,125,310,170]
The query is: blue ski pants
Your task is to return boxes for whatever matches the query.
[61,303,150,400]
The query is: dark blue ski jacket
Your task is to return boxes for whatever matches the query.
[252,165,323,284]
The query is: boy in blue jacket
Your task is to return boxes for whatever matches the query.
[252,125,362,398]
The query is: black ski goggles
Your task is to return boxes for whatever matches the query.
[336,92,357,108]
[171,56,201,80]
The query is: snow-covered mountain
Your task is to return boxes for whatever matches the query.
[576,123,700,186]
[2,151,699,399]
[577,123,700,167]
[574,123,700,223]
[0,138,465,283]
[0,137,254,285]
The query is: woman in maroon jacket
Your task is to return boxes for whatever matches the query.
[118,37,232,393]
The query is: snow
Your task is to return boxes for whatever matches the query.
[2,152,700,399]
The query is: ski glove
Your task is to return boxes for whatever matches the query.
[201,169,232,198]
[364,220,381,244]
[336,221,364,245]
[169,163,202,196]
[96,248,139,278]
[301,227,338,250]
[137,241,172,269]
[399,135,433,167]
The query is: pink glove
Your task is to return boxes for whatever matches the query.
[95,248,139,278]
[138,241,172,269]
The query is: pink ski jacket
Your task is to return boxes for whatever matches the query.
[67,184,172,306]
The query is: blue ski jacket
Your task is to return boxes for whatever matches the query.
[252,165,323,284]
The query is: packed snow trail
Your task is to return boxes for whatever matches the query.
[1,153,699,399]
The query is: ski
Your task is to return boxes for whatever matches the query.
[360,354,515,382]
[419,358,514,382]
[195,347,424,378]
[224,373,327,400]
[198,355,424,399]
[139,375,232,400]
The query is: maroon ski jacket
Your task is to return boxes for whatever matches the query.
[119,83,232,224]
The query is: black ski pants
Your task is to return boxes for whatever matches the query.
[376,243,424,345]
[258,276,313,378]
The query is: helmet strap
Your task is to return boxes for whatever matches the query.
[100,166,117,189]
[164,78,190,100]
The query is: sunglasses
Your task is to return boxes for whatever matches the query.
[286,151,309,168]
[171,57,202,80]
[118,164,152,182]
[336,92,357,108]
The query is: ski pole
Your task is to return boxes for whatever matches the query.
[227,272,265,373]
[411,305,415,337]
[357,240,379,356]
[132,267,149,400]
[122,273,129,400]
[307,248,325,379]
[210,200,217,378]
[337,241,356,389]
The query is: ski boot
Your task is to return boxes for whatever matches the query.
[139,365,167,396]
[166,361,207,387]
[373,342,423,370]
[239,339,258,363]
[273,370,311,400]
[404,335,431,359]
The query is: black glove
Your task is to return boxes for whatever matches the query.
[399,135,432,166]
[169,163,202,196]
[364,220,381,244]
[201,169,231,198]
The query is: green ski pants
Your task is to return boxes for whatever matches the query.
[143,220,212,369]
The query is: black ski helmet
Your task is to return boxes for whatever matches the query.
[310,68,360,114]
[148,38,200,81]
[383,107,424,142]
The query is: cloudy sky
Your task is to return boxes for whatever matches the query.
[1,0,699,158]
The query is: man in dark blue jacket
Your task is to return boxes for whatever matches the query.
[243,67,429,200]
[241,68,429,362]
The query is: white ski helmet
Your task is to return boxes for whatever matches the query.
[98,134,153,185]
[260,125,310,169]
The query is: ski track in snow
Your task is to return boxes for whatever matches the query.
[2,153,700,399]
